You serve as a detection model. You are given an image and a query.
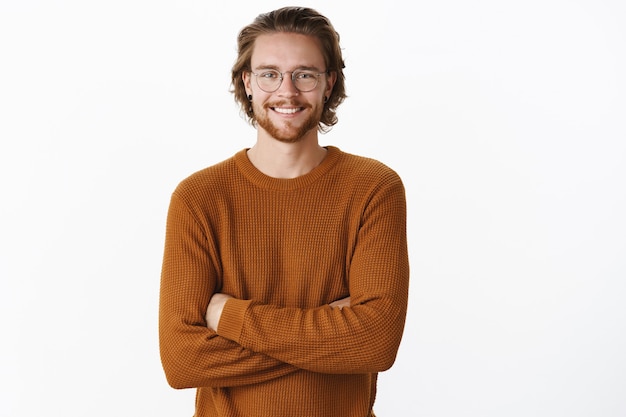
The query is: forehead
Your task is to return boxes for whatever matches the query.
[251,32,325,69]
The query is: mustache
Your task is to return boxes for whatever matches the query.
[265,100,310,108]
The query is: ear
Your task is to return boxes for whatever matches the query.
[242,71,252,95]
[324,70,337,98]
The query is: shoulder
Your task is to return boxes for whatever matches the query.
[331,147,405,188]
[171,151,242,201]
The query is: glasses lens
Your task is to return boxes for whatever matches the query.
[256,70,281,92]
[293,71,318,92]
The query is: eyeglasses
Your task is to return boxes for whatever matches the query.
[251,69,327,93]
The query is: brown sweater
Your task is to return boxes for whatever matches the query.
[159,146,410,417]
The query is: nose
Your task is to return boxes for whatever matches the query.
[276,72,299,96]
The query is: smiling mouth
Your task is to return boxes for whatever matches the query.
[271,106,304,114]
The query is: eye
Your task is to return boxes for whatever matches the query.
[295,71,316,80]
[259,70,280,79]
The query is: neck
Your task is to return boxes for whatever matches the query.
[247,131,327,179]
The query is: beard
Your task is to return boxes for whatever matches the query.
[254,100,323,143]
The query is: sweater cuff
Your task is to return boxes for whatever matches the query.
[217,298,253,343]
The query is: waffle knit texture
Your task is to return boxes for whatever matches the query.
[159,146,410,417]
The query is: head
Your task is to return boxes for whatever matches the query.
[231,6,347,133]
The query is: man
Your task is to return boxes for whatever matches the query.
[159,6,409,417]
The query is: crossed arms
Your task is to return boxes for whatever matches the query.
[159,174,409,389]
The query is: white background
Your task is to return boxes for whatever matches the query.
[1,0,625,416]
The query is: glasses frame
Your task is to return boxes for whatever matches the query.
[251,69,328,93]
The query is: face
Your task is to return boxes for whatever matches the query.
[243,32,336,143]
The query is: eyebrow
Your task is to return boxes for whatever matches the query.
[253,64,323,72]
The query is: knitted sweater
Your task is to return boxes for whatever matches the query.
[159,146,410,417]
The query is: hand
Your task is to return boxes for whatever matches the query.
[329,296,351,310]
[206,293,233,331]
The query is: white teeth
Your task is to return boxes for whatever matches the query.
[274,107,301,114]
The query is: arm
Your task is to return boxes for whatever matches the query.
[159,193,298,389]
[206,294,351,329]
[209,175,410,375]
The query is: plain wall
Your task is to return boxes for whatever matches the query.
[1,0,625,416]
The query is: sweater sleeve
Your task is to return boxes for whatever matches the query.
[158,193,298,388]
[216,174,410,375]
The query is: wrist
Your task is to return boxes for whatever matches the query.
[206,293,232,331]
[216,298,254,342]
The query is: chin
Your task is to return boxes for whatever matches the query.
[258,117,319,143]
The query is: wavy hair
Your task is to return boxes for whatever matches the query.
[230,6,347,133]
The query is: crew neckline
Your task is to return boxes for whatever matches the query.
[234,146,342,190]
